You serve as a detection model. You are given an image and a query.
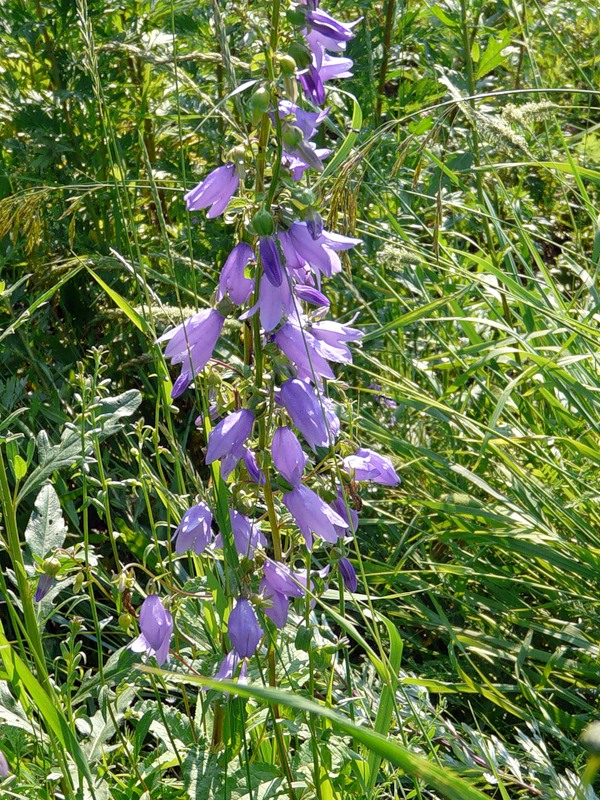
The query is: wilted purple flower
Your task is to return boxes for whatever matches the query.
[274,322,335,384]
[283,484,348,549]
[0,749,8,778]
[172,502,213,555]
[129,595,173,666]
[331,485,359,535]
[215,649,240,680]
[217,243,255,305]
[338,557,358,592]
[279,379,339,450]
[343,447,400,485]
[228,598,263,658]
[271,426,308,487]
[259,236,284,286]
[158,309,225,398]
[242,448,266,485]
[34,573,56,602]
[205,409,255,476]
[184,163,239,218]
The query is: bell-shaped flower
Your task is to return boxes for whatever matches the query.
[213,509,266,558]
[0,749,8,779]
[184,163,239,218]
[305,9,360,54]
[274,322,336,384]
[205,409,255,476]
[295,284,330,308]
[279,379,339,450]
[343,447,400,485]
[259,582,289,628]
[271,426,308,487]
[242,448,266,486]
[259,559,306,628]
[217,243,255,305]
[241,272,298,332]
[283,484,348,549]
[338,557,358,592]
[215,649,240,680]
[287,222,361,278]
[34,574,56,602]
[331,485,359,536]
[259,236,284,286]
[129,595,173,666]
[158,309,225,398]
[310,319,363,363]
[228,598,263,658]
[172,502,213,555]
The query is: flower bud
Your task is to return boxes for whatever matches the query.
[338,557,358,592]
[282,125,304,150]
[249,87,272,124]
[581,721,600,755]
[42,556,61,577]
[118,612,134,631]
[288,41,312,69]
[278,54,297,75]
[228,598,263,658]
[251,208,275,237]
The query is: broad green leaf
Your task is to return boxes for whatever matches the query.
[475,30,512,79]
[24,483,67,561]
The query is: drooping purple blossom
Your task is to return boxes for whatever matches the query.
[343,447,400,485]
[215,649,240,680]
[228,598,263,658]
[34,574,56,602]
[287,222,361,277]
[338,557,358,592]
[283,484,348,549]
[129,595,173,666]
[271,426,308,487]
[295,284,330,308]
[172,502,213,555]
[241,272,298,332]
[274,322,336,384]
[259,236,284,286]
[311,319,363,363]
[217,243,255,305]
[331,485,359,536]
[205,409,255,477]
[304,9,360,54]
[184,163,239,218]
[214,510,266,557]
[260,560,307,628]
[242,448,266,486]
[278,101,331,179]
[279,379,339,450]
[158,309,225,398]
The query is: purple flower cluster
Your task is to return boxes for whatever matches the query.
[131,0,399,676]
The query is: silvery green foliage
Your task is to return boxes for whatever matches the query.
[24,483,67,561]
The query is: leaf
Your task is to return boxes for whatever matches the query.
[24,483,67,561]
[475,30,512,79]
[17,426,84,504]
[86,267,150,334]
[143,668,494,800]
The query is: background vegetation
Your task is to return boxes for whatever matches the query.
[1,0,600,797]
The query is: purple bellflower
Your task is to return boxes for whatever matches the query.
[0,749,8,779]
[215,649,240,680]
[259,236,284,286]
[228,598,263,658]
[274,322,336,384]
[241,272,298,332]
[287,222,361,278]
[338,557,358,592]
[129,595,173,666]
[311,319,363,363]
[331,485,359,535]
[242,448,266,485]
[283,484,348,549]
[158,309,225,398]
[172,502,213,555]
[205,409,255,478]
[184,163,239,218]
[260,559,306,628]
[295,284,330,308]
[305,9,359,54]
[279,379,339,450]
[217,243,255,305]
[343,447,400,485]
[34,574,56,602]
[214,509,266,558]
[299,54,353,105]
[271,426,308,487]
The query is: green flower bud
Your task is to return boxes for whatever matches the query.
[42,557,61,577]
[249,87,272,124]
[288,41,312,70]
[118,613,134,631]
[581,721,600,756]
[251,208,275,236]
[278,54,297,75]
[282,125,303,150]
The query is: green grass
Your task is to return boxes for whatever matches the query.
[1,0,600,797]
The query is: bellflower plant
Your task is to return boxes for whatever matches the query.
[148,0,399,733]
